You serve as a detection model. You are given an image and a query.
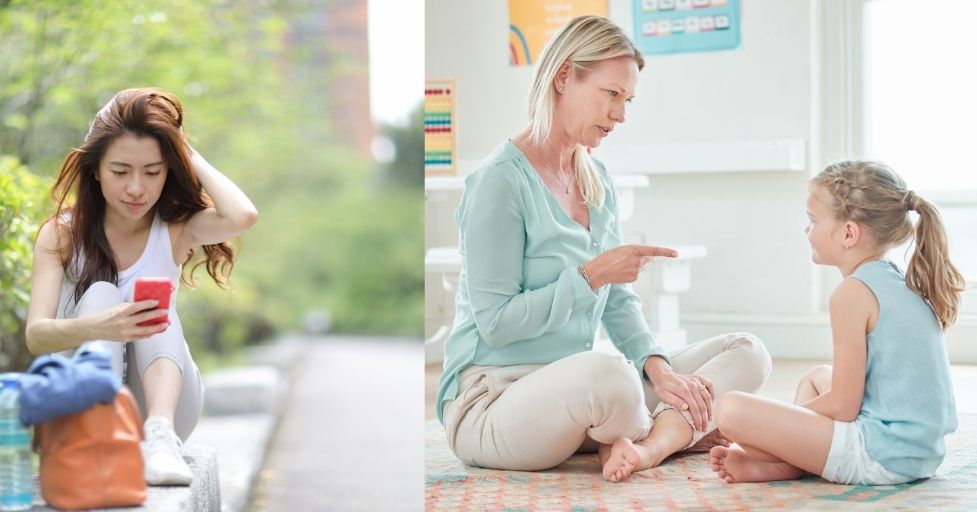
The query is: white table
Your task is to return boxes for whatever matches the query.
[639,244,708,352]
[424,247,461,363]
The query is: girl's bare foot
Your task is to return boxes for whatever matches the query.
[599,437,666,483]
[686,429,731,453]
[709,444,806,483]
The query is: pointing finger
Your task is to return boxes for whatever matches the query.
[632,245,678,258]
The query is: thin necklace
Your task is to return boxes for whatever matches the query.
[525,141,575,194]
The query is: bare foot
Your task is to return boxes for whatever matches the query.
[709,444,805,483]
[686,429,731,453]
[599,437,665,483]
[601,438,639,482]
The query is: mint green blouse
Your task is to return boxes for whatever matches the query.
[436,140,669,422]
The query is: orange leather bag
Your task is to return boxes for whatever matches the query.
[32,387,147,510]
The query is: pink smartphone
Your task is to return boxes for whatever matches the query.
[133,277,173,327]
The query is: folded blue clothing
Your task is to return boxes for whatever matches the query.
[18,342,122,426]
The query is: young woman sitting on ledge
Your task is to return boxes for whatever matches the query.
[26,87,258,485]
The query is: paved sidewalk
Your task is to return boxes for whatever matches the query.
[250,335,423,511]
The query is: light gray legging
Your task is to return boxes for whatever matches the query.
[74,281,204,442]
[443,332,773,471]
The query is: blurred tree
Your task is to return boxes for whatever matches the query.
[0,156,50,370]
[377,101,423,188]
[0,0,287,175]
[178,278,275,356]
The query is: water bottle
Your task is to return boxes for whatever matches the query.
[0,375,32,511]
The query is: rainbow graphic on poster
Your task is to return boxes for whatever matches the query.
[509,24,532,66]
[508,0,608,66]
[424,79,456,175]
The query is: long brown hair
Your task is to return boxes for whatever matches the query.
[813,160,965,329]
[48,87,235,303]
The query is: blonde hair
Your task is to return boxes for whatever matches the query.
[813,160,965,330]
[527,15,644,208]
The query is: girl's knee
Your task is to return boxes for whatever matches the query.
[805,365,832,379]
[800,365,832,388]
[715,391,751,436]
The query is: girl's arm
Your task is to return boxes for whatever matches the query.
[179,150,259,247]
[25,221,168,354]
[802,278,874,421]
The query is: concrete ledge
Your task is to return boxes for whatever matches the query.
[203,366,284,416]
[33,445,220,511]
[187,414,276,512]
[245,335,306,371]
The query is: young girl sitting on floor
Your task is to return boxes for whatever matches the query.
[710,160,964,485]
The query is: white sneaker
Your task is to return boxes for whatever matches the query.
[142,416,193,486]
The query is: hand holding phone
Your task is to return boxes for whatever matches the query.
[133,277,174,327]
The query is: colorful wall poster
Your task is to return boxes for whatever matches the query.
[632,0,740,55]
[509,0,608,66]
[424,79,456,176]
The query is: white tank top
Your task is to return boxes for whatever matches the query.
[58,212,182,319]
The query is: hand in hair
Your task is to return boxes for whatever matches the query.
[581,244,677,290]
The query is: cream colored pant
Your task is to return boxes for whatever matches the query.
[443,332,772,471]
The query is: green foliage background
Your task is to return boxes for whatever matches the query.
[0,0,422,370]
[0,157,49,370]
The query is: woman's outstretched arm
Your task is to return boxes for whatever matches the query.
[25,221,168,354]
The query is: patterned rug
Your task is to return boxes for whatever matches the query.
[426,415,977,511]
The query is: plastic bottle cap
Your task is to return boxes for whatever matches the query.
[0,375,22,390]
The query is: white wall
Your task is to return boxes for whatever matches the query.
[424,0,977,361]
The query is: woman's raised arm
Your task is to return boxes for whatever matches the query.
[180,149,258,247]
